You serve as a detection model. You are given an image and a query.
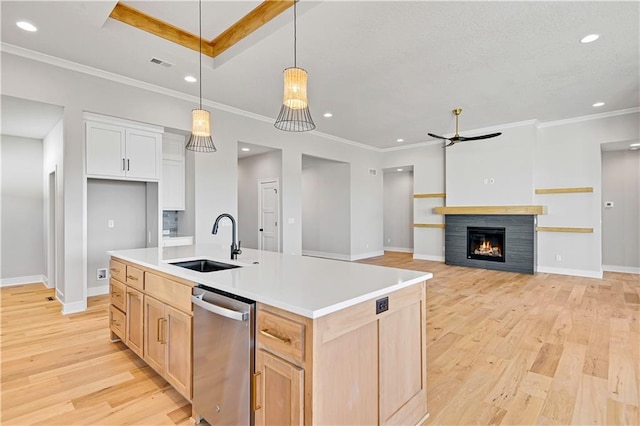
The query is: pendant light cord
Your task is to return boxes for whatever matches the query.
[293,0,297,67]
[199,0,203,110]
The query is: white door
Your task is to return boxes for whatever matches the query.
[259,180,280,252]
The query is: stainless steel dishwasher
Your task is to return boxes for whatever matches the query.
[191,284,255,426]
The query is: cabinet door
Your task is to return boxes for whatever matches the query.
[86,121,126,177]
[125,287,144,358]
[144,295,166,374]
[165,306,192,399]
[125,128,161,180]
[162,159,185,210]
[379,299,427,425]
[255,350,304,426]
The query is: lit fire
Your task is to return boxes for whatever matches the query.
[474,241,502,257]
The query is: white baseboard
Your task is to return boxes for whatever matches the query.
[0,275,46,287]
[537,266,603,279]
[302,250,351,261]
[602,265,640,274]
[350,250,385,261]
[413,254,445,262]
[384,246,414,253]
[88,285,109,297]
[61,299,87,315]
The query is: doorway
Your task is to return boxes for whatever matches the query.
[382,166,414,253]
[258,179,280,252]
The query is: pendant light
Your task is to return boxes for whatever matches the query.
[186,0,216,152]
[274,0,315,132]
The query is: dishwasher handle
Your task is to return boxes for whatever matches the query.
[191,295,249,321]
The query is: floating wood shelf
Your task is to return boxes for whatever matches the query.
[537,227,594,233]
[414,193,446,199]
[433,205,546,215]
[535,187,594,194]
[414,223,445,229]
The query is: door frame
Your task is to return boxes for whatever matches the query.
[257,178,281,252]
[47,169,57,291]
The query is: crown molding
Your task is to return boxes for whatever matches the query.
[1,43,375,151]
[538,107,640,128]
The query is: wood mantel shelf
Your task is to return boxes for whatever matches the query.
[433,205,547,215]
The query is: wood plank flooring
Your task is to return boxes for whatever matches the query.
[359,252,640,425]
[1,253,638,425]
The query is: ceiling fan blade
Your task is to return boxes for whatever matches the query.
[456,132,502,142]
[428,133,449,140]
[443,141,455,148]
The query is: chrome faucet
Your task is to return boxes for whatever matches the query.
[212,213,242,260]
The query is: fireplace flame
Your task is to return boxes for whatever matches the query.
[474,240,502,257]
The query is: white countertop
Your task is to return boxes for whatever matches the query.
[109,245,432,319]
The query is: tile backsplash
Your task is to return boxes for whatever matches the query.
[162,211,179,235]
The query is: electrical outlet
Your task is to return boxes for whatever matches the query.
[97,268,107,280]
[107,219,114,228]
[555,254,562,261]
[376,297,389,315]
[483,178,488,184]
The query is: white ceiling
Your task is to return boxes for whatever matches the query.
[1,1,638,149]
[1,95,64,139]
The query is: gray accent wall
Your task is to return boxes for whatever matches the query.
[87,179,147,291]
[1,135,45,279]
[445,215,536,274]
[383,170,414,251]
[602,149,640,269]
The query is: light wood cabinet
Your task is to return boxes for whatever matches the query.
[143,295,192,400]
[85,114,162,181]
[255,349,304,426]
[125,287,144,358]
[109,257,194,402]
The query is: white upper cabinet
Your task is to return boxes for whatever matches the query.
[85,113,163,181]
[162,133,186,211]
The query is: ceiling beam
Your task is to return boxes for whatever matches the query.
[108,0,294,59]
[109,2,214,56]
[209,0,294,58]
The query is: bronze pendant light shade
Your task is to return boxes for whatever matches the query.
[186,0,216,152]
[274,0,315,132]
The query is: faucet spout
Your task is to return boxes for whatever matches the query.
[212,213,242,260]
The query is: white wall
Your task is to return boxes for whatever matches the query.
[601,148,640,272]
[302,156,351,259]
[446,123,537,206]
[0,135,45,281]
[383,170,413,252]
[238,150,283,250]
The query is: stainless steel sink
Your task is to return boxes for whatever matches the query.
[170,259,241,273]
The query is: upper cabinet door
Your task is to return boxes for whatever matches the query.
[86,121,126,177]
[125,128,161,180]
[162,134,186,211]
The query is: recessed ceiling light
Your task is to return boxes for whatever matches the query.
[241,148,250,152]
[396,138,404,143]
[396,168,403,172]
[323,112,333,118]
[580,34,599,44]
[16,21,37,32]
[184,76,197,83]
[592,102,605,107]
[630,143,640,147]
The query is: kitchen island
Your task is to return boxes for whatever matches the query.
[108,245,432,425]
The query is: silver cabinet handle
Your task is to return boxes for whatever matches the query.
[191,295,248,321]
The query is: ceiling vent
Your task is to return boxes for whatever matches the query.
[368,168,378,176]
[149,57,173,68]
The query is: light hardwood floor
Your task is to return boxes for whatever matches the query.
[1,252,638,425]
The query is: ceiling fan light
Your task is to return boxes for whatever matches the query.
[186,109,216,152]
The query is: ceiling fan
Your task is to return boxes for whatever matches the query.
[428,109,502,147]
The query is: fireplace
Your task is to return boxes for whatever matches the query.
[467,227,505,262]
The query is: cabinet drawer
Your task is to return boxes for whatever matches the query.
[126,265,144,290]
[110,259,126,282]
[109,305,126,341]
[145,273,192,313]
[110,279,126,312]
[257,310,305,365]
